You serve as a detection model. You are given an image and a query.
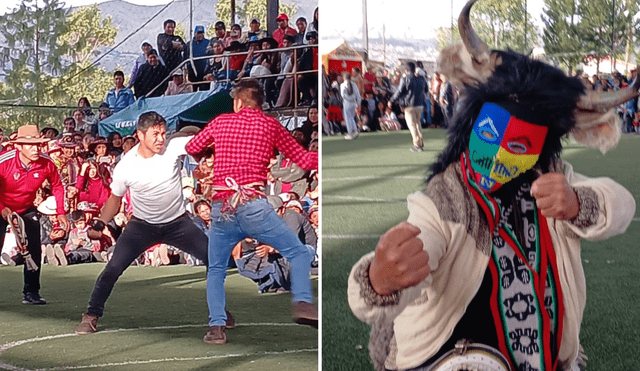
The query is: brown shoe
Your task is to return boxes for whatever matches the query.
[203,325,227,344]
[225,309,235,329]
[293,301,318,329]
[75,313,99,334]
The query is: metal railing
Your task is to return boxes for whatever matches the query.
[145,43,318,110]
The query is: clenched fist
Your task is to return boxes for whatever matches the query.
[531,173,579,220]
[369,222,431,296]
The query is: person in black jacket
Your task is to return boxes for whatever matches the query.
[390,61,427,152]
[133,49,169,98]
[157,19,185,74]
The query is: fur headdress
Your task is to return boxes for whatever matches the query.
[430,0,640,180]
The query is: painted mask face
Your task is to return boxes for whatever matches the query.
[468,103,548,192]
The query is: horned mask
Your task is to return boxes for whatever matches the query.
[437,0,640,153]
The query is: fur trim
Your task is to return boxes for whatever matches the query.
[569,187,600,229]
[353,255,401,307]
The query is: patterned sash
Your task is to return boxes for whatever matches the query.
[461,152,564,371]
[212,177,266,218]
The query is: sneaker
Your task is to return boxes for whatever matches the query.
[293,301,318,329]
[203,325,227,344]
[1,252,15,266]
[344,134,353,140]
[410,146,424,152]
[75,313,99,334]
[22,292,46,305]
[93,251,105,262]
[53,244,67,266]
[45,244,58,266]
[225,309,235,329]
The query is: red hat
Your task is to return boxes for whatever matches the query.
[276,13,288,21]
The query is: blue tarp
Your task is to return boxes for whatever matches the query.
[98,89,234,137]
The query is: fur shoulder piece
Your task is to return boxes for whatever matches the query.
[424,162,492,256]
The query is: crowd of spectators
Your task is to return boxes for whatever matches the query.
[0,102,319,293]
[323,62,639,139]
[120,9,319,110]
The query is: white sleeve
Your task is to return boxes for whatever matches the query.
[110,160,128,197]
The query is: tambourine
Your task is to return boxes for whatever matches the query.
[428,339,511,371]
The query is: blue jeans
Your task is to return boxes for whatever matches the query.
[207,198,313,326]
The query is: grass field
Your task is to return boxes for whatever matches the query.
[322,129,640,371]
[0,264,318,370]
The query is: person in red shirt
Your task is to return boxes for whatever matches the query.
[186,79,318,345]
[0,125,69,305]
[272,13,297,48]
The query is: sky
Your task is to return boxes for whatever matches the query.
[322,0,546,41]
[0,0,172,15]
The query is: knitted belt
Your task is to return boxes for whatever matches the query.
[212,177,266,218]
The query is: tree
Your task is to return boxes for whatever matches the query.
[435,25,461,51]
[58,5,118,64]
[470,0,538,55]
[577,0,635,74]
[0,0,118,132]
[542,0,584,73]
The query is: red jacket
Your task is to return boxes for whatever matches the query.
[0,149,66,214]
[76,173,110,209]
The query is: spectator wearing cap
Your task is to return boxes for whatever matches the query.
[236,34,263,81]
[294,17,307,45]
[105,71,135,114]
[165,69,193,96]
[133,49,169,98]
[273,13,297,48]
[157,19,185,74]
[129,41,165,88]
[184,25,210,92]
[207,21,229,54]
[0,125,70,304]
[242,18,267,43]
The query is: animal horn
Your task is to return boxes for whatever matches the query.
[577,77,640,112]
[458,0,490,65]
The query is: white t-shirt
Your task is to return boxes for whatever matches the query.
[110,136,190,224]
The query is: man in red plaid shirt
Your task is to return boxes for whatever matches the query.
[186,79,318,345]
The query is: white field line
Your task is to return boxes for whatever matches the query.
[0,323,313,371]
[322,195,405,203]
[322,175,424,182]
[323,234,382,239]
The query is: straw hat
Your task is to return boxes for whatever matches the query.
[11,125,49,144]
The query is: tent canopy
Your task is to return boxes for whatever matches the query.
[98,89,234,137]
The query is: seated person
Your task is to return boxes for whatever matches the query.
[164,69,193,96]
[232,238,291,294]
[60,210,103,265]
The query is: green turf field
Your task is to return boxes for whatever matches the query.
[322,129,640,371]
[0,264,318,370]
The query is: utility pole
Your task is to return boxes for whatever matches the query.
[362,0,369,63]
[611,0,616,73]
[524,0,528,54]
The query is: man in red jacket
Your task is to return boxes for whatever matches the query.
[0,125,69,304]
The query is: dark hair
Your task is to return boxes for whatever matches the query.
[113,70,125,78]
[416,61,424,69]
[296,17,307,24]
[230,79,264,108]
[137,111,167,133]
[72,108,85,116]
[70,210,85,223]
[406,61,416,73]
[194,199,211,213]
[63,117,75,126]
[147,49,158,56]
[78,97,91,107]
[283,34,296,44]
[107,131,122,143]
[81,160,111,191]
[163,19,176,28]
[215,21,225,29]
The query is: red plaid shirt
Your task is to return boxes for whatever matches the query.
[186,107,318,200]
[0,149,66,215]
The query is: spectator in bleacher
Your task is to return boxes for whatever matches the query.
[273,13,297,48]
[300,106,319,147]
[225,41,245,80]
[228,24,242,45]
[133,49,169,98]
[184,25,210,91]
[121,136,136,154]
[243,18,268,42]
[164,69,193,96]
[274,35,297,108]
[89,137,115,167]
[60,210,99,265]
[78,97,98,129]
[307,7,318,35]
[256,37,280,106]
[193,147,215,199]
[192,199,212,234]
[157,19,185,74]
[129,41,165,89]
[40,196,68,267]
[203,40,228,87]
[73,109,90,133]
[97,103,112,125]
[41,127,59,141]
[107,132,124,157]
[296,31,318,106]
[105,71,135,114]
[236,35,262,81]
[76,161,111,211]
[294,17,307,45]
[207,21,229,54]
[81,133,94,154]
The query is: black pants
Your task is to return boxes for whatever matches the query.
[0,207,42,294]
[87,213,208,317]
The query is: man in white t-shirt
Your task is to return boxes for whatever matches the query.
[74,112,218,334]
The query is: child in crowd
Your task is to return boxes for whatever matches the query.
[62,210,104,265]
